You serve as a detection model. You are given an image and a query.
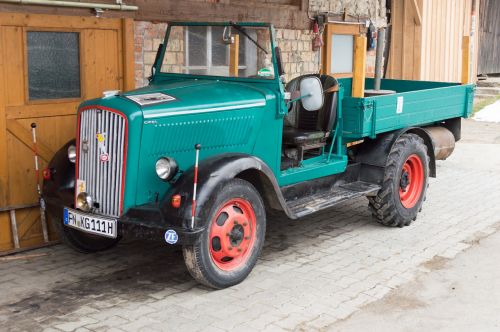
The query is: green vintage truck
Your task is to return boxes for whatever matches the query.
[43,22,474,288]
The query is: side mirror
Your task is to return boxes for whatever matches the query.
[275,46,285,77]
[300,76,324,111]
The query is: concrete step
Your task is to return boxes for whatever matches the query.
[475,93,498,100]
[475,87,500,95]
[477,77,500,88]
[474,93,500,105]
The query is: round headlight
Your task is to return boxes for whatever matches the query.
[76,192,93,212]
[67,145,77,163]
[155,157,178,181]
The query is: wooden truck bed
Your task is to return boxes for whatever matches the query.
[339,78,475,140]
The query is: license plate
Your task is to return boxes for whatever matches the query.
[63,208,117,238]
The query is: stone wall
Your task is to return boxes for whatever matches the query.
[310,0,387,27]
[275,28,320,83]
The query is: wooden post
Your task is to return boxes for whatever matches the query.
[229,34,239,77]
[122,18,136,91]
[461,35,470,84]
[352,35,367,98]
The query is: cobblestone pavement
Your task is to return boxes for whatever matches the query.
[1,119,500,332]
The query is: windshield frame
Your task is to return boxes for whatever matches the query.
[154,21,280,83]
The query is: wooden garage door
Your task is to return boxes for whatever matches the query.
[0,13,135,253]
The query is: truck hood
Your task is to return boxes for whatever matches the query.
[122,79,268,118]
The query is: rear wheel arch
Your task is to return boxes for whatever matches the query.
[406,128,436,178]
[355,127,436,179]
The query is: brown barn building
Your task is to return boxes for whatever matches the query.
[0,0,481,253]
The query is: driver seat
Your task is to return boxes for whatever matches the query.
[283,74,338,157]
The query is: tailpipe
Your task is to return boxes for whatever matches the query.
[425,126,456,160]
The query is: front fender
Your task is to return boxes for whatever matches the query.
[161,153,290,230]
[43,139,76,216]
[43,139,75,205]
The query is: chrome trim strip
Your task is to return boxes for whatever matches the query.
[142,101,266,119]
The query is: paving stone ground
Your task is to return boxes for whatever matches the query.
[1,119,500,332]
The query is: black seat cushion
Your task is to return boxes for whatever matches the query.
[282,127,326,145]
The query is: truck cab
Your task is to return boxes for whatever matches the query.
[43,22,474,289]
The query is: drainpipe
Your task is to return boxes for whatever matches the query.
[469,0,476,82]
[0,0,138,11]
[374,28,385,91]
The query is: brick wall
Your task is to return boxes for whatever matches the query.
[134,21,168,88]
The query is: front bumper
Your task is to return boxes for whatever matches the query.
[44,193,204,246]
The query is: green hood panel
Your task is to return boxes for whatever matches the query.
[124,79,267,117]
[133,79,277,207]
[79,78,278,211]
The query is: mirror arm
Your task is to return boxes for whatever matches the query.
[286,93,312,107]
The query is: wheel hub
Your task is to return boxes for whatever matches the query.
[209,199,257,271]
[400,170,410,191]
[399,154,424,209]
[229,224,244,246]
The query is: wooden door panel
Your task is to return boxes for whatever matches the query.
[82,29,121,99]
[0,13,133,253]
[6,129,42,206]
[6,116,76,206]
[2,26,25,106]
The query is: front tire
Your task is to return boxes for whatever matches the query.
[183,179,266,289]
[369,133,429,227]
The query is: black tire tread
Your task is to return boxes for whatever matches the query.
[368,133,429,227]
[182,178,266,289]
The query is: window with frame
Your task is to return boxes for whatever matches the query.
[27,31,81,100]
[322,24,364,78]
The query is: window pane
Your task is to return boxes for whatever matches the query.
[212,26,228,66]
[331,34,353,74]
[187,26,207,66]
[27,31,81,100]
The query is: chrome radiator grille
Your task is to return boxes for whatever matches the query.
[77,108,127,217]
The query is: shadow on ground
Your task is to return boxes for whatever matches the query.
[0,199,374,330]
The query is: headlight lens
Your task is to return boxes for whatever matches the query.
[67,145,76,163]
[76,192,93,212]
[155,157,178,181]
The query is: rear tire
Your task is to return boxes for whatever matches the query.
[183,178,266,289]
[369,133,429,227]
[49,212,121,253]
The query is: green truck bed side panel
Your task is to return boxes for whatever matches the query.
[340,78,475,139]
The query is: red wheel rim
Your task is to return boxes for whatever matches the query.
[209,198,257,271]
[399,154,424,209]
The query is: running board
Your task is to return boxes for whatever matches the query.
[286,181,381,218]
